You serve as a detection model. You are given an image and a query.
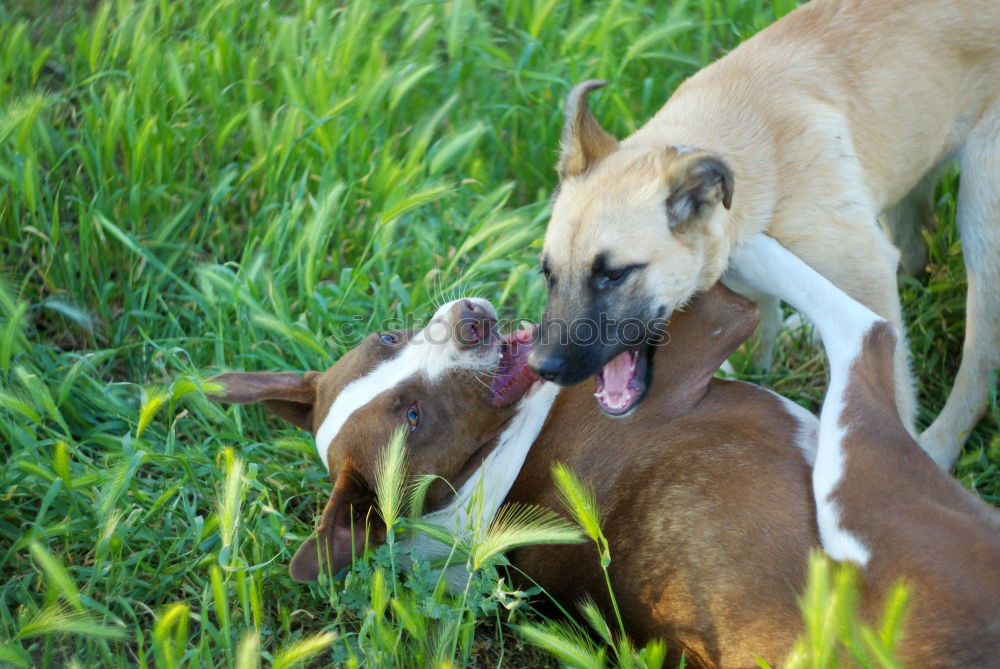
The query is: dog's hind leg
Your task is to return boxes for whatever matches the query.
[920,109,1000,470]
[777,215,918,439]
[880,172,938,278]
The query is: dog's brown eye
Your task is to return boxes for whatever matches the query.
[406,402,420,430]
[598,267,628,289]
[540,263,553,286]
[595,263,645,290]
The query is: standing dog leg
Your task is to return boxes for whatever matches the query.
[880,172,938,278]
[749,291,782,371]
[720,277,782,371]
[921,109,1000,469]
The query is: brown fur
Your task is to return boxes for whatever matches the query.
[834,323,1000,668]
[509,380,816,667]
[209,285,820,668]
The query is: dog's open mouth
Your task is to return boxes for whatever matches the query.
[489,322,539,406]
[595,345,651,417]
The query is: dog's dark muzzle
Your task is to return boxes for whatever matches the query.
[528,312,649,386]
[528,340,600,385]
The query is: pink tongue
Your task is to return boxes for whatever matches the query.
[601,350,633,401]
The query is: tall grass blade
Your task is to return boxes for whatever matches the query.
[876,581,910,647]
[470,503,583,571]
[578,598,613,646]
[375,426,409,536]
[235,630,260,669]
[517,621,607,669]
[152,603,190,669]
[137,385,171,438]
[17,606,125,640]
[0,642,31,668]
[217,450,247,555]
[552,462,602,543]
[28,542,84,612]
[271,631,336,669]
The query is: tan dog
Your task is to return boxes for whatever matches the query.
[730,234,1000,669]
[526,0,1000,469]
[210,285,824,668]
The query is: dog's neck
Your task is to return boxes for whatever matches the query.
[399,382,560,588]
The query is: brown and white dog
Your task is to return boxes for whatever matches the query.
[210,284,824,668]
[210,276,1000,666]
[527,0,1000,469]
[730,233,1000,669]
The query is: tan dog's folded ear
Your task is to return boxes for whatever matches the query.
[662,150,734,229]
[289,464,374,583]
[208,372,318,431]
[558,80,618,180]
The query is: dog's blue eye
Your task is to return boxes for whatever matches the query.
[406,403,420,430]
[380,332,399,345]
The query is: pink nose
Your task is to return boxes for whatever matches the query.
[451,299,496,349]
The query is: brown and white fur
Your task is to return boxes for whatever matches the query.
[731,233,1000,668]
[527,0,1000,469]
[210,285,824,668]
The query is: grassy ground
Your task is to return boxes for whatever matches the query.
[0,0,996,666]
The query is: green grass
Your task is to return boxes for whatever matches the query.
[0,0,996,666]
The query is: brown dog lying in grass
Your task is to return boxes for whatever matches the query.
[209,284,822,668]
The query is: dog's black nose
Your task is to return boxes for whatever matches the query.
[529,354,565,382]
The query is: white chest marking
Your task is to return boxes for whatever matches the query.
[400,382,561,589]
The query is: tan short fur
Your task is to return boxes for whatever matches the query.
[535,0,1000,469]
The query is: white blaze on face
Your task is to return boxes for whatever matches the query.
[313,298,496,468]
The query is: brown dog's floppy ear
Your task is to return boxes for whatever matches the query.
[558,80,619,180]
[208,372,318,431]
[663,150,734,230]
[648,283,759,413]
[289,465,373,583]
[288,491,338,584]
